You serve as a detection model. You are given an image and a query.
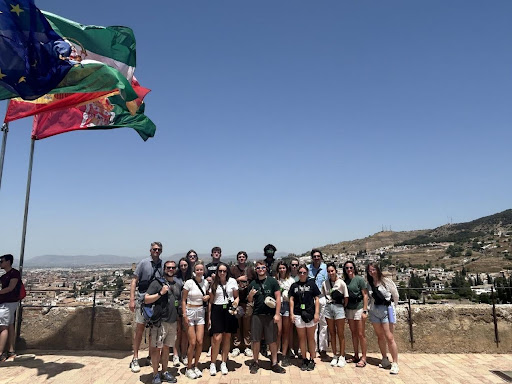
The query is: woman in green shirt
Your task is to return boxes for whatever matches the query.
[343,261,368,368]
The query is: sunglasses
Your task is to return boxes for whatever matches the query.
[312,255,322,259]
[255,266,266,270]
[188,254,197,258]
[218,269,227,273]
[165,266,176,270]
[152,248,162,252]
[298,271,308,275]
[291,264,299,267]
[345,266,354,270]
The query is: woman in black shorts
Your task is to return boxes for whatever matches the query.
[208,262,239,376]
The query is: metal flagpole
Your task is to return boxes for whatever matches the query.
[15,137,36,341]
[0,122,9,191]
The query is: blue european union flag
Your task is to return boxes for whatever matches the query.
[0,0,72,100]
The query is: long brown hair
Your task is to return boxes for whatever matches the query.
[366,262,383,286]
[210,262,232,298]
[276,260,290,279]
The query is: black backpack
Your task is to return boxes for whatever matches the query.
[141,278,169,328]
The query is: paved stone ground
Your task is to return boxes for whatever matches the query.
[0,350,511,384]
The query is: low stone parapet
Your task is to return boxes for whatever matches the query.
[19,304,512,353]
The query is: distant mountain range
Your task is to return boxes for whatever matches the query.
[24,252,289,268]
[25,255,138,268]
[23,209,512,268]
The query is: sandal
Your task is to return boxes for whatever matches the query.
[356,359,367,368]
[346,356,360,364]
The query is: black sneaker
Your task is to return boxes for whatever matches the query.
[301,358,309,371]
[250,361,259,374]
[281,355,291,367]
[307,359,315,371]
[271,364,286,374]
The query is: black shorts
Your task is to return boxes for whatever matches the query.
[251,314,277,343]
[210,304,238,335]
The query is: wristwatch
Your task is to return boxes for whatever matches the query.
[157,291,163,296]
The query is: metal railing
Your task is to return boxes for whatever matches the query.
[18,286,512,349]
[397,286,512,349]
[20,287,127,345]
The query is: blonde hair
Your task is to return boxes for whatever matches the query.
[193,260,205,271]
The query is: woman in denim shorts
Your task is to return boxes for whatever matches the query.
[276,261,295,367]
[321,263,349,368]
[366,262,399,375]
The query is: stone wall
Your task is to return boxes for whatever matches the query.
[18,304,512,353]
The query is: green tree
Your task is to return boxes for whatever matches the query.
[446,244,464,258]
[408,272,424,299]
[478,293,491,304]
[398,281,407,301]
[451,271,472,298]
[113,276,125,298]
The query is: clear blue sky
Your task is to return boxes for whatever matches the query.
[1,1,511,260]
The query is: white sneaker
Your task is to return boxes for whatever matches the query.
[209,363,217,376]
[173,355,180,367]
[129,358,141,373]
[220,362,228,375]
[185,369,197,379]
[182,356,188,366]
[244,348,253,357]
[193,367,202,377]
[337,356,347,368]
[206,347,212,357]
[379,356,391,369]
[231,348,240,357]
[330,356,339,366]
[390,362,399,374]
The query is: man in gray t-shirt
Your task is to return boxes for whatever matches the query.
[129,242,164,373]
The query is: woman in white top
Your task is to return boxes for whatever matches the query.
[322,263,349,367]
[208,262,239,376]
[276,260,295,367]
[366,262,399,375]
[181,261,210,379]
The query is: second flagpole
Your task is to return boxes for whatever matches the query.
[15,137,36,342]
[0,122,9,192]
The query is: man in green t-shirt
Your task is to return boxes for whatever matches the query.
[247,260,286,375]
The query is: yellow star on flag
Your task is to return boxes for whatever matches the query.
[18,76,26,83]
[10,4,24,16]
[0,69,6,80]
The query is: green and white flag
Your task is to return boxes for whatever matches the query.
[43,11,136,81]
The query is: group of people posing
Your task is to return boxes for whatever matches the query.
[128,243,400,384]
